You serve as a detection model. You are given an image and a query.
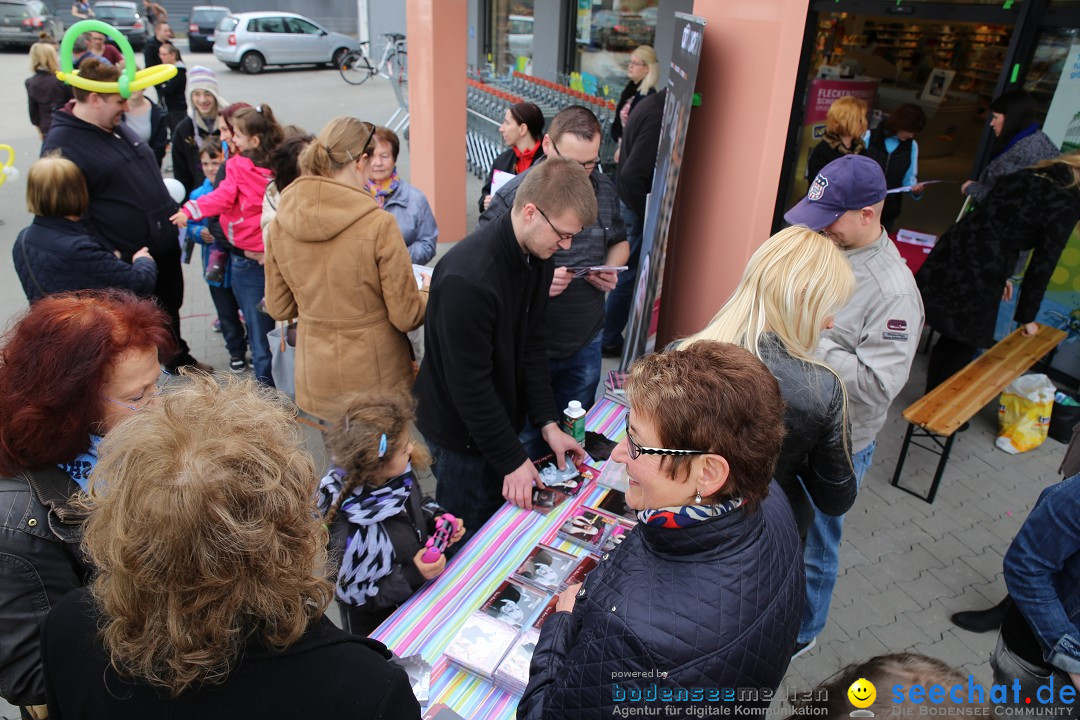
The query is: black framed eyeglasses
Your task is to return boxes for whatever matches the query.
[550,137,600,172]
[536,206,577,242]
[624,415,708,460]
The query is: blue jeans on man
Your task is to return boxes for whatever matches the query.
[799,441,876,644]
[602,200,643,354]
[520,330,603,459]
[229,256,275,386]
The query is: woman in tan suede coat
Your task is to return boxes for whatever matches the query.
[265,117,428,421]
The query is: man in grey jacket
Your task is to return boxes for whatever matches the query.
[784,154,925,656]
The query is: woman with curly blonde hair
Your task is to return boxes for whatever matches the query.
[39,374,420,719]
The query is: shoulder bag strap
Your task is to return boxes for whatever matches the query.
[19,233,48,299]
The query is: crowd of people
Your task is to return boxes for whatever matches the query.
[3,29,1079,720]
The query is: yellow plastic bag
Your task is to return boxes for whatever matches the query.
[996,373,1055,454]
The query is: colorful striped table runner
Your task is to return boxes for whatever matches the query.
[370,398,629,718]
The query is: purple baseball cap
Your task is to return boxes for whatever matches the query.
[784,154,888,232]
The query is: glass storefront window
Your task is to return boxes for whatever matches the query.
[491,0,535,75]
[573,0,659,98]
[1024,26,1080,132]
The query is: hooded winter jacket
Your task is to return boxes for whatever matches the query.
[265,176,428,421]
[518,482,804,719]
[41,105,177,258]
[182,154,272,253]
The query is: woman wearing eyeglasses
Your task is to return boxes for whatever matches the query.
[612,45,658,154]
[0,289,174,717]
[519,342,804,719]
[677,226,858,539]
[265,117,428,422]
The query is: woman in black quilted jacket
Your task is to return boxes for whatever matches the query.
[519,342,804,719]
[918,151,1080,391]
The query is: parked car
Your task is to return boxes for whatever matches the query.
[187,4,228,52]
[92,0,147,50]
[507,13,532,62]
[213,11,360,74]
[0,0,63,48]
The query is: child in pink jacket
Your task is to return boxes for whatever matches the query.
[170,104,285,386]
[171,104,283,283]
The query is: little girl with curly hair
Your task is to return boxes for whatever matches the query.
[320,391,465,636]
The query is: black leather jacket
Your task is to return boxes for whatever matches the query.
[760,336,857,537]
[0,469,89,707]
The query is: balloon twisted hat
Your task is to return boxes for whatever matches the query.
[56,19,177,98]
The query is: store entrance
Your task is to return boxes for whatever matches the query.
[784,10,1014,239]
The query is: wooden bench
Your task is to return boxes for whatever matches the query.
[891,324,1067,503]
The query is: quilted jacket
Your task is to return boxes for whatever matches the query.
[14,217,158,303]
[518,482,804,719]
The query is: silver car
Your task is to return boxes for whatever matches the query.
[213,11,360,74]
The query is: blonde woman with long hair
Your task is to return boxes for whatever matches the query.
[679,225,857,537]
[25,42,71,140]
[612,44,658,147]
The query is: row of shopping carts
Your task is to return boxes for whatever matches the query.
[465,70,623,183]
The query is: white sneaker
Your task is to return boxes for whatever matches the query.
[791,637,816,658]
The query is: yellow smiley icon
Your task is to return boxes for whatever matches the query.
[848,678,877,709]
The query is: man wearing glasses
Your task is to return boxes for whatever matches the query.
[480,106,629,458]
[415,159,598,543]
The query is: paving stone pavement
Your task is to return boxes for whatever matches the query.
[777,347,1068,701]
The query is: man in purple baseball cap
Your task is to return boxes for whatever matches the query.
[785,154,925,659]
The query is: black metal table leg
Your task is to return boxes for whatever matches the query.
[925,432,956,504]
[892,423,916,488]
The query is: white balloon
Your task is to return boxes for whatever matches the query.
[163,178,186,204]
[2,166,19,182]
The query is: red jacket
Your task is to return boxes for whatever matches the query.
[183,155,272,252]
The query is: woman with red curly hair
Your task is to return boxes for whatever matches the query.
[0,289,173,717]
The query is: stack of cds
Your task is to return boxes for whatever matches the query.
[494,629,541,694]
[556,506,624,553]
[443,613,519,680]
[443,544,607,685]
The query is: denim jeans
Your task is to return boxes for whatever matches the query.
[799,441,876,643]
[520,330,603,459]
[1003,473,1080,674]
[429,439,506,550]
[602,200,643,350]
[207,283,247,360]
[991,634,1077,718]
[229,256,274,386]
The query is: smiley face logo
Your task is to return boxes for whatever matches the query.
[847,678,877,709]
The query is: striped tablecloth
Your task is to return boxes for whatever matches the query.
[370,398,628,719]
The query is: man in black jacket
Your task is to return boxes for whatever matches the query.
[480,107,628,440]
[41,60,207,371]
[143,20,172,69]
[415,159,597,540]
[603,87,666,358]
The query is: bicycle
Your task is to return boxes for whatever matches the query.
[339,32,408,89]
